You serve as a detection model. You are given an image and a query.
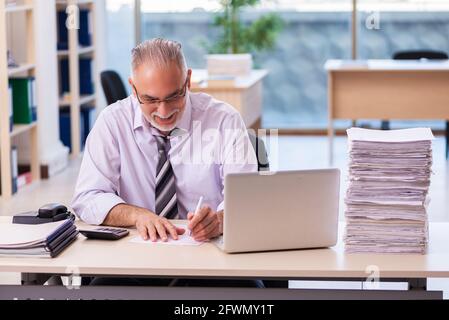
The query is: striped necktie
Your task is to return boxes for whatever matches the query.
[154,135,179,219]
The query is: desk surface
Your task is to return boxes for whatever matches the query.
[325,59,449,71]
[190,69,268,90]
[1,217,449,279]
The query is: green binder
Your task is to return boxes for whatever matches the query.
[10,77,37,124]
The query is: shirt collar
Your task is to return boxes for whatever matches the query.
[173,91,192,136]
[132,95,145,131]
[132,92,192,137]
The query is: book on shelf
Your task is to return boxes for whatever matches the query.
[57,9,92,50]
[17,172,32,190]
[17,165,33,191]
[79,9,92,47]
[56,10,67,50]
[7,50,19,68]
[59,104,95,152]
[8,84,13,132]
[80,58,94,94]
[59,57,94,95]
[10,77,37,124]
[0,147,17,196]
[11,146,18,195]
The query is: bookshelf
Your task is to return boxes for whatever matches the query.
[0,0,40,198]
[56,0,98,157]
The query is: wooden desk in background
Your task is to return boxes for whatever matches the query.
[1,217,449,299]
[190,69,268,130]
[325,59,449,163]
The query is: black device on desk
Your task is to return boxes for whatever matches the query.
[13,203,75,225]
[79,227,129,240]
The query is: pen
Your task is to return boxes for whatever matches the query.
[189,196,203,236]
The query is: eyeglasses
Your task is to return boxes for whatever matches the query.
[133,78,189,107]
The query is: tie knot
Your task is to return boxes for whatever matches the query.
[155,135,170,152]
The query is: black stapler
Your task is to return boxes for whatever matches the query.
[13,203,75,225]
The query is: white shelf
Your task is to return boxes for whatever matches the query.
[80,94,96,105]
[59,94,96,107]
[7,63,35,77]
[1,3,40,198]
[5,4,33,13]
[56,0,94,7]
[58,45,95,57]
[10,122,37,138]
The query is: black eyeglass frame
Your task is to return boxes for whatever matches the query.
[132,77,189,106]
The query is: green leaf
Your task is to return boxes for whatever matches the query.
[208,0,284,54]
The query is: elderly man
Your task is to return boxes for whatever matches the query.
[72,38,257,244]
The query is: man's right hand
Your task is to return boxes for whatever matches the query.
[103,204,185,242]
[135,212,185,242]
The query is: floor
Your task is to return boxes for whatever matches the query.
[1,135,448,297]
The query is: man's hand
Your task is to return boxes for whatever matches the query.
[103,204,185,242]
[187,207,223,241]
[135,212,185,242]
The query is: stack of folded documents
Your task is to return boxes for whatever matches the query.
[344,127,434,254]
[0,219,78,258]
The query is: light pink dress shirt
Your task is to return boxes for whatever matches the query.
[71,92,258,225]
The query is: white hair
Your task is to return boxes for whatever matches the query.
[131,38,187,77]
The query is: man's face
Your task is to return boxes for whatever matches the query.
[129,63,191,133]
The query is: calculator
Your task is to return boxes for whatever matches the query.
[79,227,130,240]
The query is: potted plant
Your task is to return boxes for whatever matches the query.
[205,0,284,76]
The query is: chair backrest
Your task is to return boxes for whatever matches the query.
[393,50,448,60]
[247,131,270,172]
[100,70,128,106]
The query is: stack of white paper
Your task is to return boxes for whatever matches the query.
[344,128,434,254]
[206,54,253,76]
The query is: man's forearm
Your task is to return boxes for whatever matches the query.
[103,204,153,227]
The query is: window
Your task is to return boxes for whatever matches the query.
[106,0,135,94]
[139,1,352,129]
[105,1,448,130]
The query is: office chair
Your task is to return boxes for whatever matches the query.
[393,50,448,61]
[382,50,449,158]
[248,131,270,171]
[100,70,128,105]
[100,70,271,169]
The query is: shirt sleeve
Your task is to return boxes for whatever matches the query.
[71,111,125,225]
[216,113,258,212]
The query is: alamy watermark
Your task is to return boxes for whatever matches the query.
[65,265,82,290]
[364,265,380,290]
[167,121,279,172]
[365,11,381,30]
[66,5,80,30]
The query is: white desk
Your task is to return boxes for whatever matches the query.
[325,59,449,163]
[1,217,448,299]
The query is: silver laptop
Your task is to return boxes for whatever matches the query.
[215,169,340,253]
